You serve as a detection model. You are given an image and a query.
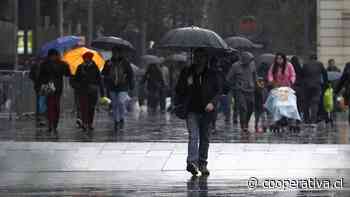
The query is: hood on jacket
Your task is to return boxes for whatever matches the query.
[241,51,254,65]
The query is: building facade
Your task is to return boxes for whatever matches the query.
[318,0,350,68]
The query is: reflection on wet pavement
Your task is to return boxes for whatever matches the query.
[0,110,349,143]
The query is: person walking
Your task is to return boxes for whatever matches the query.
[38,49,70,136]
[160,64,170,113]
[74,52,104,131]
[255,62,270,132]
[267,53,296,88]
[102,47,134,132]
[142,63,164,113]
[335,62,350,123]
[29,58,46,127]
[302,54,328,125]
[175,48,221,176]
[290,56,304,119]
[327,59,341,72]
[226,52,257,132]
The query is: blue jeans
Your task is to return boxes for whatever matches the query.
[186,112,212,167]
[111,91,129,122]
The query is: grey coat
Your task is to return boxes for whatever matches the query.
[226,53,257,93]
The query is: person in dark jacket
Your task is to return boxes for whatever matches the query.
[29,58,46,126]
[142,63,164,113]
[255,62,270,132]
[102,47,134,131]
[335,62,350,123]
[290,56,304,120]
[38,49,70,136]
[327,59,341,72]
[226,52,257,132]
[302,55,328,125]
[175,48,221,176]
[74,52,104,131]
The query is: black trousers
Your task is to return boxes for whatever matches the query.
[236,91,255,129]
[303,86,321,124]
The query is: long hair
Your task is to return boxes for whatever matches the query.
[272,52,287,80]
[290,56,302,75]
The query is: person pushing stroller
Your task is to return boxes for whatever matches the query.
[266,53,300,132]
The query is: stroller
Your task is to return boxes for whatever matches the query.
[264,87,301,132]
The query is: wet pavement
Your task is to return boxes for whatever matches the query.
[1,109,350,196]
[0,109,349,143]
[1,141,350,196]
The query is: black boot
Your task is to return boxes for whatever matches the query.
[119,119,125,130]
[186,162,199,176]
[114,121,119,132]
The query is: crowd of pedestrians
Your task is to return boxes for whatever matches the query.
[28,44,350,176]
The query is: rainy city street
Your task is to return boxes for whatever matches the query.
[2,0,350,196]
[0,110,350,196]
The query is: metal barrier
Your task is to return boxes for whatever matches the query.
[0,70,74,120]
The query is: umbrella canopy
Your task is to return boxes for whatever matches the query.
[328,71,342,81]
[63,47,105,75]
[140,55,164,67]
[166,53,187,62]
[256,53,275,66]
[225,36,262,49]
[91,36,135,51]
[158,26,228,50]
[39,36,82,57]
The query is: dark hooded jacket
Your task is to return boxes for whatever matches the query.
[175,64,221,114]
[74,61,104,96]
[302,60,328,89]
[226,52,257,93]
[336,63,350,98]
[38,59,70,96]
[102,57,134,92]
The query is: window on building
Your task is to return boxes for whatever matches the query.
[17,30,33,55]
[17,30,24,54]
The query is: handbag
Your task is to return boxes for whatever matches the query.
[39,81,56,96]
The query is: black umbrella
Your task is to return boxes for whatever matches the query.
[166,53,187,62]
[225,36,262,49]
[158,26,228,51]
[140,55,164,67]
[91,36,135,51]
[256,53,275,66]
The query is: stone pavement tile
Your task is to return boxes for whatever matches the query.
[210,155,241,170]
[44,142,80,150]
[0,150,6,157]
[76,147,103,157]
[149,143,176,150]
[110,156,145,171]
[146,150,172,157]
[243,143,270,151]
[103,142,129,150]
[137,156,169,170]
[338,145,350,151]
[125,142,154,151]
[33,159,71,171]
[98,150,125,158]
[87,158,121,171]
[162,154,187,171]
[64,157,90,171]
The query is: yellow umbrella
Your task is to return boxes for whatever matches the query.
[63,47,105,75]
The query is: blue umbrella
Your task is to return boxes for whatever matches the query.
[38,36,82,57]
